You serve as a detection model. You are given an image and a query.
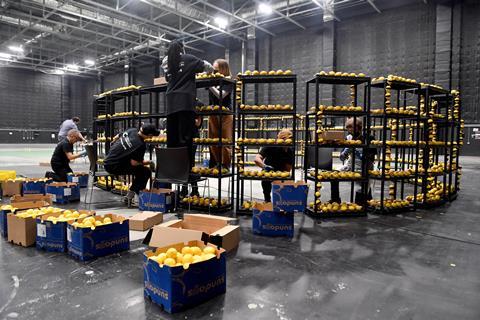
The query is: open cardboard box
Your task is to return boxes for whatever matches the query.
[11,194,52,210]
[143,238,226,313]
[46,182,80,203]
[129,211,163,231]
[1,180,23,196]
[144,214,240,252]
[7,209,48,247]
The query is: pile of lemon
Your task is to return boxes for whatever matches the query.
[196,72,225,79]
[372,75,417,84]
[241,201,258,210]
[317,71,366,77]
[111,111,148,117]
[239,104,292,111]
[4,178,25,183]
[316,105,363,113]
[71,216,113,229]
[195,105,229,112]
[25,178,50,183]
[237,137,293,145]
[144,136,167,143]
[1,205,17,212]
[44,210,90,223]
[316,138,362,146]
[16,206,61,219]
[310,171,362,180]
[369,169,414,178]
[368,199,410,209]
[371,140,424,147]
[181,196,228,208]
[239,70,293,76]
[97,114,111,119]
[193,137,231,144]
[149,245,218,269]
[98,85,142,97]
[240,170,290,179]
[309,201,363,213]
[191,167,229,176]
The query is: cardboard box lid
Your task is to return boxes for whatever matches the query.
[141,188,173,195]
[10,194,52,209]
[130,211,162,221]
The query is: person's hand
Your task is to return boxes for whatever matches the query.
[263,165,274,172]
[79,150,88,158]
[149,161,156,172]
[339,151,348,162]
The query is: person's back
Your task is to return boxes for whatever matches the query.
[104,128,145,167]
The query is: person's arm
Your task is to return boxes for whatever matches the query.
[111,134,120,143]
[65,151,85,161]
[130,159,150,166]
[161,56,168,74]
[254,154,266,169]
[192,56,214,74]
[209,86,231,99]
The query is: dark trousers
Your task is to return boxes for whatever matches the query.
[167,111,195,168]
[104,163,151,194]
[262,181,272,202]
[48,164,73,182]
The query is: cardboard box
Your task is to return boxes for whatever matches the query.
[1,196,52,238]
[129,211,163,231]
[145,214,240,252]
[153,77,167,86]
[67,214,130,261]
[46,182,80,204]
[319,130,345,141]
[1,180,23,196]
[252,203,294,238]
[139,189,175,212]
[272,180,309,212]
[67,173,89,188]
[22,178,51,195]
[7,210,46,247]
[36,210,95,252]
[143,239,226,313]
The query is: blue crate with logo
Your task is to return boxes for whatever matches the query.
[22,178,51,195]
[36,210,94,252]
[143,239,226,313]
[139,188,175,213]
[46,182,80,204]
[252,202,294,238]
[67,214,130,261]
[67,173,89,188]
[272,180,309,212]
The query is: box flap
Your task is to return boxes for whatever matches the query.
[272,180,308,188]
[144,225,202,247]
[184,213,235,222]
[158,219,183,228]
[130,211,161,220]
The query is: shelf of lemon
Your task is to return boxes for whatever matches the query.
[181,196,228,208]
[238,69,293,76]
[148,245,218,269]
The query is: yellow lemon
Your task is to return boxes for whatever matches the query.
[182,253,193,264]
[176,253,184,264]
[164,258,176,267]
[203,246,216,255]
[166,248,178,259]
[192,255,203,264]
[191,246,202,256]
[181,246,192,255]
[103,217,112,224]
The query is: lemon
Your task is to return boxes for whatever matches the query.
[191,246,202,256]
[181,246,192,255]
[192,255,203,264]
[203,246,216,255]
[164,258,176,267]
[166,248,178,259]
[95,220,103,226]
[176,253,184,264]
[182,253,193,264]
[203,253,216,261]
[103,217,112,224]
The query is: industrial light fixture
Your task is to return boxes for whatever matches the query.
[8,45,24,53]
[258,3,273,15]
[84,59,95,66]
[214,16,228,29]
[54,69,65,75]
[0,52,12,59]
[65,64,79,71]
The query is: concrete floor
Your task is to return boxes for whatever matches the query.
[0,144,479,320]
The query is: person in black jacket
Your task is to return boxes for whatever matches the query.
[104,124,159,206]
[161,40,213,169]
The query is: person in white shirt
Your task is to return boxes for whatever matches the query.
[58,117,82,141]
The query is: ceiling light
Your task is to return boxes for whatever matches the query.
[0,52,12,59]
[54,69,65,75]
[65,64,79,71]
[84,59,95,66]
[258,3,273,15]
[214,16,228,29]
[8,45,24,53]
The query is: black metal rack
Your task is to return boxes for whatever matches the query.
[92,78,237,212]
[368,78,423,214]
[304,74,371,218]
[235,74,297,215]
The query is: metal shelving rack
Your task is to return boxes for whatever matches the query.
[304,74,371,218]
[235,74,297,215]
[184,77,237,213]
[368,78,423,214]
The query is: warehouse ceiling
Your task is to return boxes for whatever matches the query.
[0,0,432,76]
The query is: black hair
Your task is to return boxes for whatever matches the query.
[167,40,184,75]
[72,117,80,122]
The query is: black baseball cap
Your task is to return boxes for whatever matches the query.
[141,123,160,136]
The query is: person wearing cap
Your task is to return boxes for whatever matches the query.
[104,124,160,206]
[254,129,295,202]
[47,129,87,182]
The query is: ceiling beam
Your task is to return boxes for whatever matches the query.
[366,0,381,13]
